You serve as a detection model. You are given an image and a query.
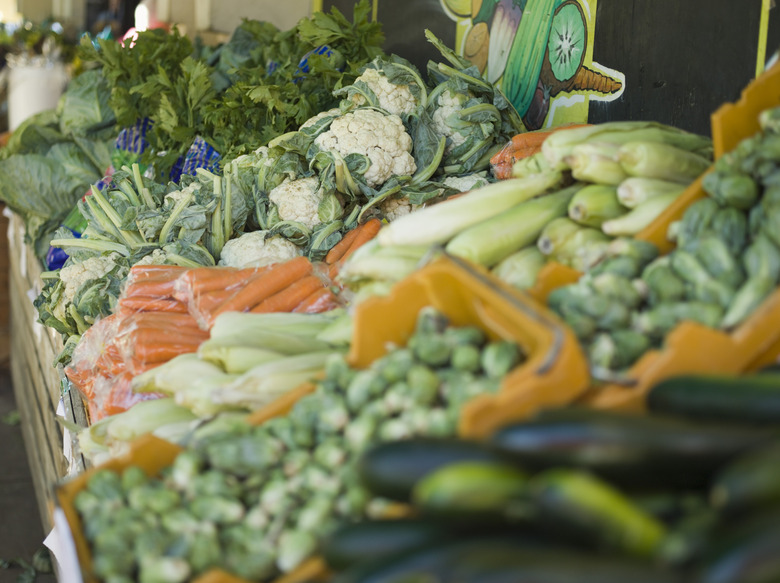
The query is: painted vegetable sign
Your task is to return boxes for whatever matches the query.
[442,0,625,130]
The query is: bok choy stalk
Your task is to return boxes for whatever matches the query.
[377,171,563,247]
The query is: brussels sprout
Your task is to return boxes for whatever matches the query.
[277,530,318,573]
[92,550,136,579]
[444,325,486,347]
[344,411,382,451]
[160,508,201,535]
[260,478,289,513]
[427,407,456,437]
[186,527,223,574]
[128,483,181,514]
[406,364,440,400]
[224,540,276,581]
[296,494,336,532]
[481,340,522,378]
[245,504,270,530]
[382,382,415,415]
[170,451,205,491]
[450,344,482,373]
[335,483,371,518]
[190,496,245,524]
[87,469,125,502]
[132,528,175,559]
[138,556,191,583]
[409,333,452,367]
[415,306,450,335]
[318,393,351,434]
[313,438,347,467]
[186,470,243,500]
[379,418,414,442]
[376,347,415,384]
[263,416,297,450]
[346,369,387,412]
[283,450,312,478]
[74,489,103,517]
[121,466,149,493]
[205,433,284,477]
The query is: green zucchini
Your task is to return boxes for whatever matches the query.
[358,438,507,502]
[647,373,780,424]
[322,519,455,571]
[711,443,780,516]
[529,468,667,558]
[490,407,773,490]
[332,539,682,583]
[412,461,528,519]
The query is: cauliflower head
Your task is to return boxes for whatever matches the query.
[380,197,419,222]
[218,231,302,269]
[55,253,121,321]
[268,177,324,229]
[350,68,418,117]
[442,174,491,193]
[134,249,169,266]
[315,109,416,188]
[300,108,342,130]
[432,89,471,153]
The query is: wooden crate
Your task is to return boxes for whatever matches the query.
[7,212,88,532]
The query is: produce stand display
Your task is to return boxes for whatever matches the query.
[2,4,780,583]
[7,211,88,531]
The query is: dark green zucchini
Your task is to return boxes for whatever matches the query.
[358,437,508,501]
[322,519,455,571]
[491,407,774,490]
[711,442,780,515]
[332,538,683,583]
[647,373,780,424]
[699,510,780,583]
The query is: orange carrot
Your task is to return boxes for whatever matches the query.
[192,289,232,313]
[250,275,326,314]
[324,227,361,264]
[132,343,200,364]
[293,287,341,313]
[122,279,181,299]
[212,256,313,318]
[126,265,188,286]
[117,297,189,314]
[340,218,382,263]
[490,125,591,180]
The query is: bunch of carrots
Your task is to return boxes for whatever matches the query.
[490,125,590,180]
[64,218,383,420]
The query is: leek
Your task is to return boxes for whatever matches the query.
[567,142,628,186]
[537,216,583,256]
[617,178,685,209]
[377,171,564,247]
[491,246,546,289]
[618,142,710,184]
[601,192,679,236]
[446,186,576,267]
[542,121,713,171]
[568,184,627,228]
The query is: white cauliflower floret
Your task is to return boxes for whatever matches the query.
[55,253,121,320]
[443,174,491,193]
[350,68,418,117]
[164,181,199,206]
[380,197,420,222]
[218,231,302,269]
[268,177,324,229]
[433,89,470,153]
[315,109,416,188]
[300,108,341,130]
[134,249,169,266]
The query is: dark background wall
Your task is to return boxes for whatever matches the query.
[325,0,780,136]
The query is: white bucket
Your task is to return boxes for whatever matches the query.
[7,63,68,131]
